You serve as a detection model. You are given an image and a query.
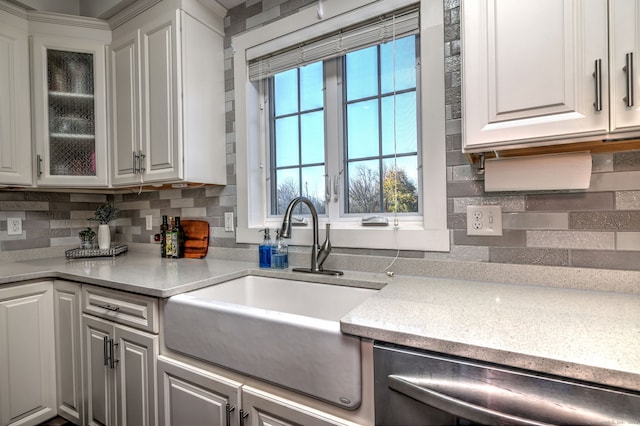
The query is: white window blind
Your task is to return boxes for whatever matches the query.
[247,7,419,81]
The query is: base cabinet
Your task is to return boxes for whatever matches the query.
[53,280,83,424]
[0,281,56,426]
[83,314,158,426]
[157,356,241,426]
[157,356,359,426]
[240,387,358,426]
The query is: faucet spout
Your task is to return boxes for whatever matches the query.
[280,197,342,276]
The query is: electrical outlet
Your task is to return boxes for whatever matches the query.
[224,212,234,232]
[145,215,153,231]
[7,218,22,235]
[466,205,502,236]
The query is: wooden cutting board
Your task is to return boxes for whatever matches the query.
[181,220,210,259]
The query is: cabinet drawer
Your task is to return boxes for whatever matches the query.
[82,285,158,333]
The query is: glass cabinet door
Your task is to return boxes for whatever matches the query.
[46,49,96,177]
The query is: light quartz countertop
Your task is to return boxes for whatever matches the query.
[1,247,638,393]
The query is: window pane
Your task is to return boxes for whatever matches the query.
[275,116,299,167]
[300,62,323,111]
[383,156,419,213]
[381,92,417,156]
[274,68,298,116]
[276,168,299,215]
[346,46,378,101]
[301,111,324,164]
[381,36,416,94]
[347,160,380,213]
[346,100,379,159]
[301,165,326,214]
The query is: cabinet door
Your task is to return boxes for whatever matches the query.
[114,326,158,426]
[462,0,609,150]
[138,9,182,183]
[110,32,140,186]
[83,314,116,426]
[0,282,56,426]
[31,36,109,186]
[609,0,640,134]
[0,8,32,186]
[158,356,241,426]
[241,387,357,426]
[53,280,83,424]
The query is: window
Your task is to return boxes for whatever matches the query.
[233,0,449,252]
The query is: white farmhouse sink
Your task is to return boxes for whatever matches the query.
[163,275,378,410]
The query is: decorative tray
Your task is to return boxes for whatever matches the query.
[65,244,128,259]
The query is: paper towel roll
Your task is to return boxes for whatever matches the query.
[484,151,592,192]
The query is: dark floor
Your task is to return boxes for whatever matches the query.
[37,416,74,426]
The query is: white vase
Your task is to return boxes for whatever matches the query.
[98,224,111,250]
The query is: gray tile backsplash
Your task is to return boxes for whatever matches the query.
[0,0,638,274]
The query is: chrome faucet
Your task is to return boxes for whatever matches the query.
[280,196,343,276]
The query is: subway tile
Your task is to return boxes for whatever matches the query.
[70,193,107,203]
[51,219,94,229]
[0,201,49,211]
[616,191,640,210]
[181,207,208,218]
[617,232,640,250]
[170,198,194,209]
[525,192,614,211]
[503,212,569,230]
[122,191,159,202]
[453,229,526,247]
[25,192,69,202]
[26,211,70,220]
[591,153,614,172]
[159,189,183,200]
[447,181,485,197]
[149,199,171,209]
[570,250,640,271]
[569,211,640,231]
[590,170,640,191]
[117,200,151,211]
[23,220,51,230]
[490,247,569,267]
[445,118,461,135]
[26,228,71,239]
[0,211,26,220]
[527,230,615,250]
[613,150,640,171]
[51,236,81,247]
[452,196,524,214]
[0,192,25,201]
[1,238,49,250]
[246,6,280,28]
[451,165,480,181]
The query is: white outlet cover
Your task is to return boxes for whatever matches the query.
[466,205,503,236]
[7,217,22,235]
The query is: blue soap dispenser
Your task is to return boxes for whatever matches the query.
[258,228,273,268]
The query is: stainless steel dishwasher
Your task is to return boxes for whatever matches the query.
[374,342,640,425]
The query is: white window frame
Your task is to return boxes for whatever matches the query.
[233,0,449,251]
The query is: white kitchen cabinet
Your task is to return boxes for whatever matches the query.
[53,280,83,424]
[608,0,640,135]
[30,15,110,186]
[110,0,226,186]
[82,285,159,426]
[0,5,32,186]
[240,387,359,426]
[83,314,158,426]
[0,281,56,426]
[157,356,242,426]
[462,0,611,151]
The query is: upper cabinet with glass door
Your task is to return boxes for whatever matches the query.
[30,15,110,186]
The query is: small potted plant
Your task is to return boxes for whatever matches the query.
[92,203,119,249]
[78,227,96,249]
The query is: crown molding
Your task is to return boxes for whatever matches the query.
[0,1,28,20]
[27,10,111,31]
[108,0,161,29]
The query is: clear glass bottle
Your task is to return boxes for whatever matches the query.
[271,230,288,269]
[259,229,273,268]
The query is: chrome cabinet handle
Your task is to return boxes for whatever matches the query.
[138,151,146,174]
[593,58,602,111]
[225,403,235,426]
[103,336,109,366]
[96,303,120,312]
[108,339,119,369]
[388,375,549,426]
[624,52,634,107]
[133,151,139,174]
[36,154,43,177]
[239,409,248,426]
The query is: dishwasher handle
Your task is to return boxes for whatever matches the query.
[388,375,550,426]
